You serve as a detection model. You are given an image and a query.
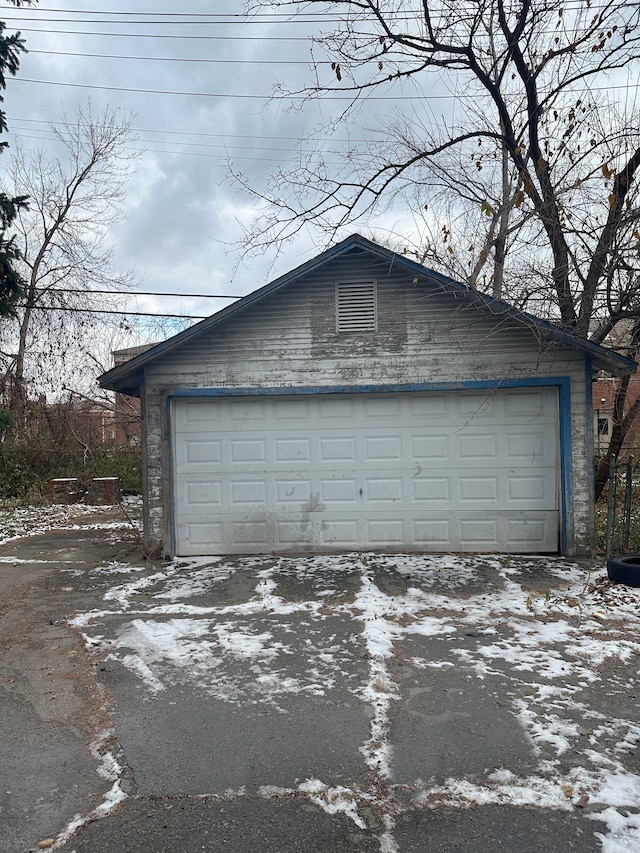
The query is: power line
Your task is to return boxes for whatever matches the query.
[28,48,311,65]
[7,115,351,144]
[11,73,639,106]
[0,13,344,23]
[5,130,315,163]
[7,125,312,154]
[2,1,632,20]
[4,117,376,160]
[3,4,635,38]
[20,47,640,88]
[36,287,243,299]
[6,125,355,163]
[6,26,314,40]
[12,76,433,101]
[22,304,207,319]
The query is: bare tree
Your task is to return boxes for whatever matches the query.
[0,104,138,417]
[240,0,640,495]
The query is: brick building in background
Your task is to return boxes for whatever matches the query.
[593,375,640,459]
[110,344,156,444]
[62,344,156,446]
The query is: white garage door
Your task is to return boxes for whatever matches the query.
[172,389,559,556]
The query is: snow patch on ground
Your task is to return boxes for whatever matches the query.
[351,570,401,781]
[0,502,139,544]
[299,778,368,829]
[50,729,127,850]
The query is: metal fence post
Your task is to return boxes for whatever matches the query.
[622,455,634,554]
[605,454,617,559]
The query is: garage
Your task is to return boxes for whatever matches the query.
[172,388,559,556]
[99,234,636,558]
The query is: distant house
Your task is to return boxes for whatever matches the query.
[593,375,640,459]
[99,234,636,559]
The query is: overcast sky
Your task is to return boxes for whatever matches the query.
[0,0,425,333]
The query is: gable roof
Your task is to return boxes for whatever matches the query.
[100,233,636,395]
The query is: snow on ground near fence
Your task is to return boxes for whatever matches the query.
[0,498,142,545]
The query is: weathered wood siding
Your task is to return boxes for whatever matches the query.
[140,252,593,556]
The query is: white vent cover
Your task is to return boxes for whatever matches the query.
[336,281,377,333]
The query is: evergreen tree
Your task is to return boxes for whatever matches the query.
[0,3,34,318]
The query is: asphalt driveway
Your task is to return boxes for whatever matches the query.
[1,506,640,852]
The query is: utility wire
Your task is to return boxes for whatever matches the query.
[7,115,360,144]
[5,26,314,40]
[35,287,243,299]
[11,74,638,103]
[5,127,356,165]
[1,1,632,20]
[12,77,439,101]
[28,49,311,65]
[0,13,349,23]
[5,131,314,163]
[21,304,207,319]
[19,48,640,91]
[7,125,331,154]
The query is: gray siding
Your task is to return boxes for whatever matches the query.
[140,253,593,556]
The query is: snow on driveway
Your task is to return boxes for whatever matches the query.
[65,551,640,853]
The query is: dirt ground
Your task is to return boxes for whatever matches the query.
[0,506,146,852]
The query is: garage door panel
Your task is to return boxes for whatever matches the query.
[504,390,551,416]
[459,475,499,503]
[230,400,265,421]
[367,519,404,544]
[456,394,499,418]
[321,479,358,503]
[230,480,267,504]
[230,439,266,464]
[319,437,357,462]
[364,397,401,417]
[232,520,270,545]
[506,431,548,461]
[275,480,311,503]
[273,399,312,420]
[275,438,312,462]
[181,439,222,466]
[185,481,223,507]
[412,435,449,460]
[458,434,498,460]
[507,474,552,503]
[173,390,559,555]
[460,518,499,544]
[318,397,355,419]
[321,519,359,545]
[181,521,223,546]
[413,478,450,503]
[412,518,452,546]
[179,400,223,426]
[365,436,403,461]
[409,395,447,418]
[506,517,552,548]
[365,478,404,502]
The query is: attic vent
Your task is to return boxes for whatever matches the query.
[336,281,377,333]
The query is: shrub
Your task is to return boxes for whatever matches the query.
[0,400,142,499]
